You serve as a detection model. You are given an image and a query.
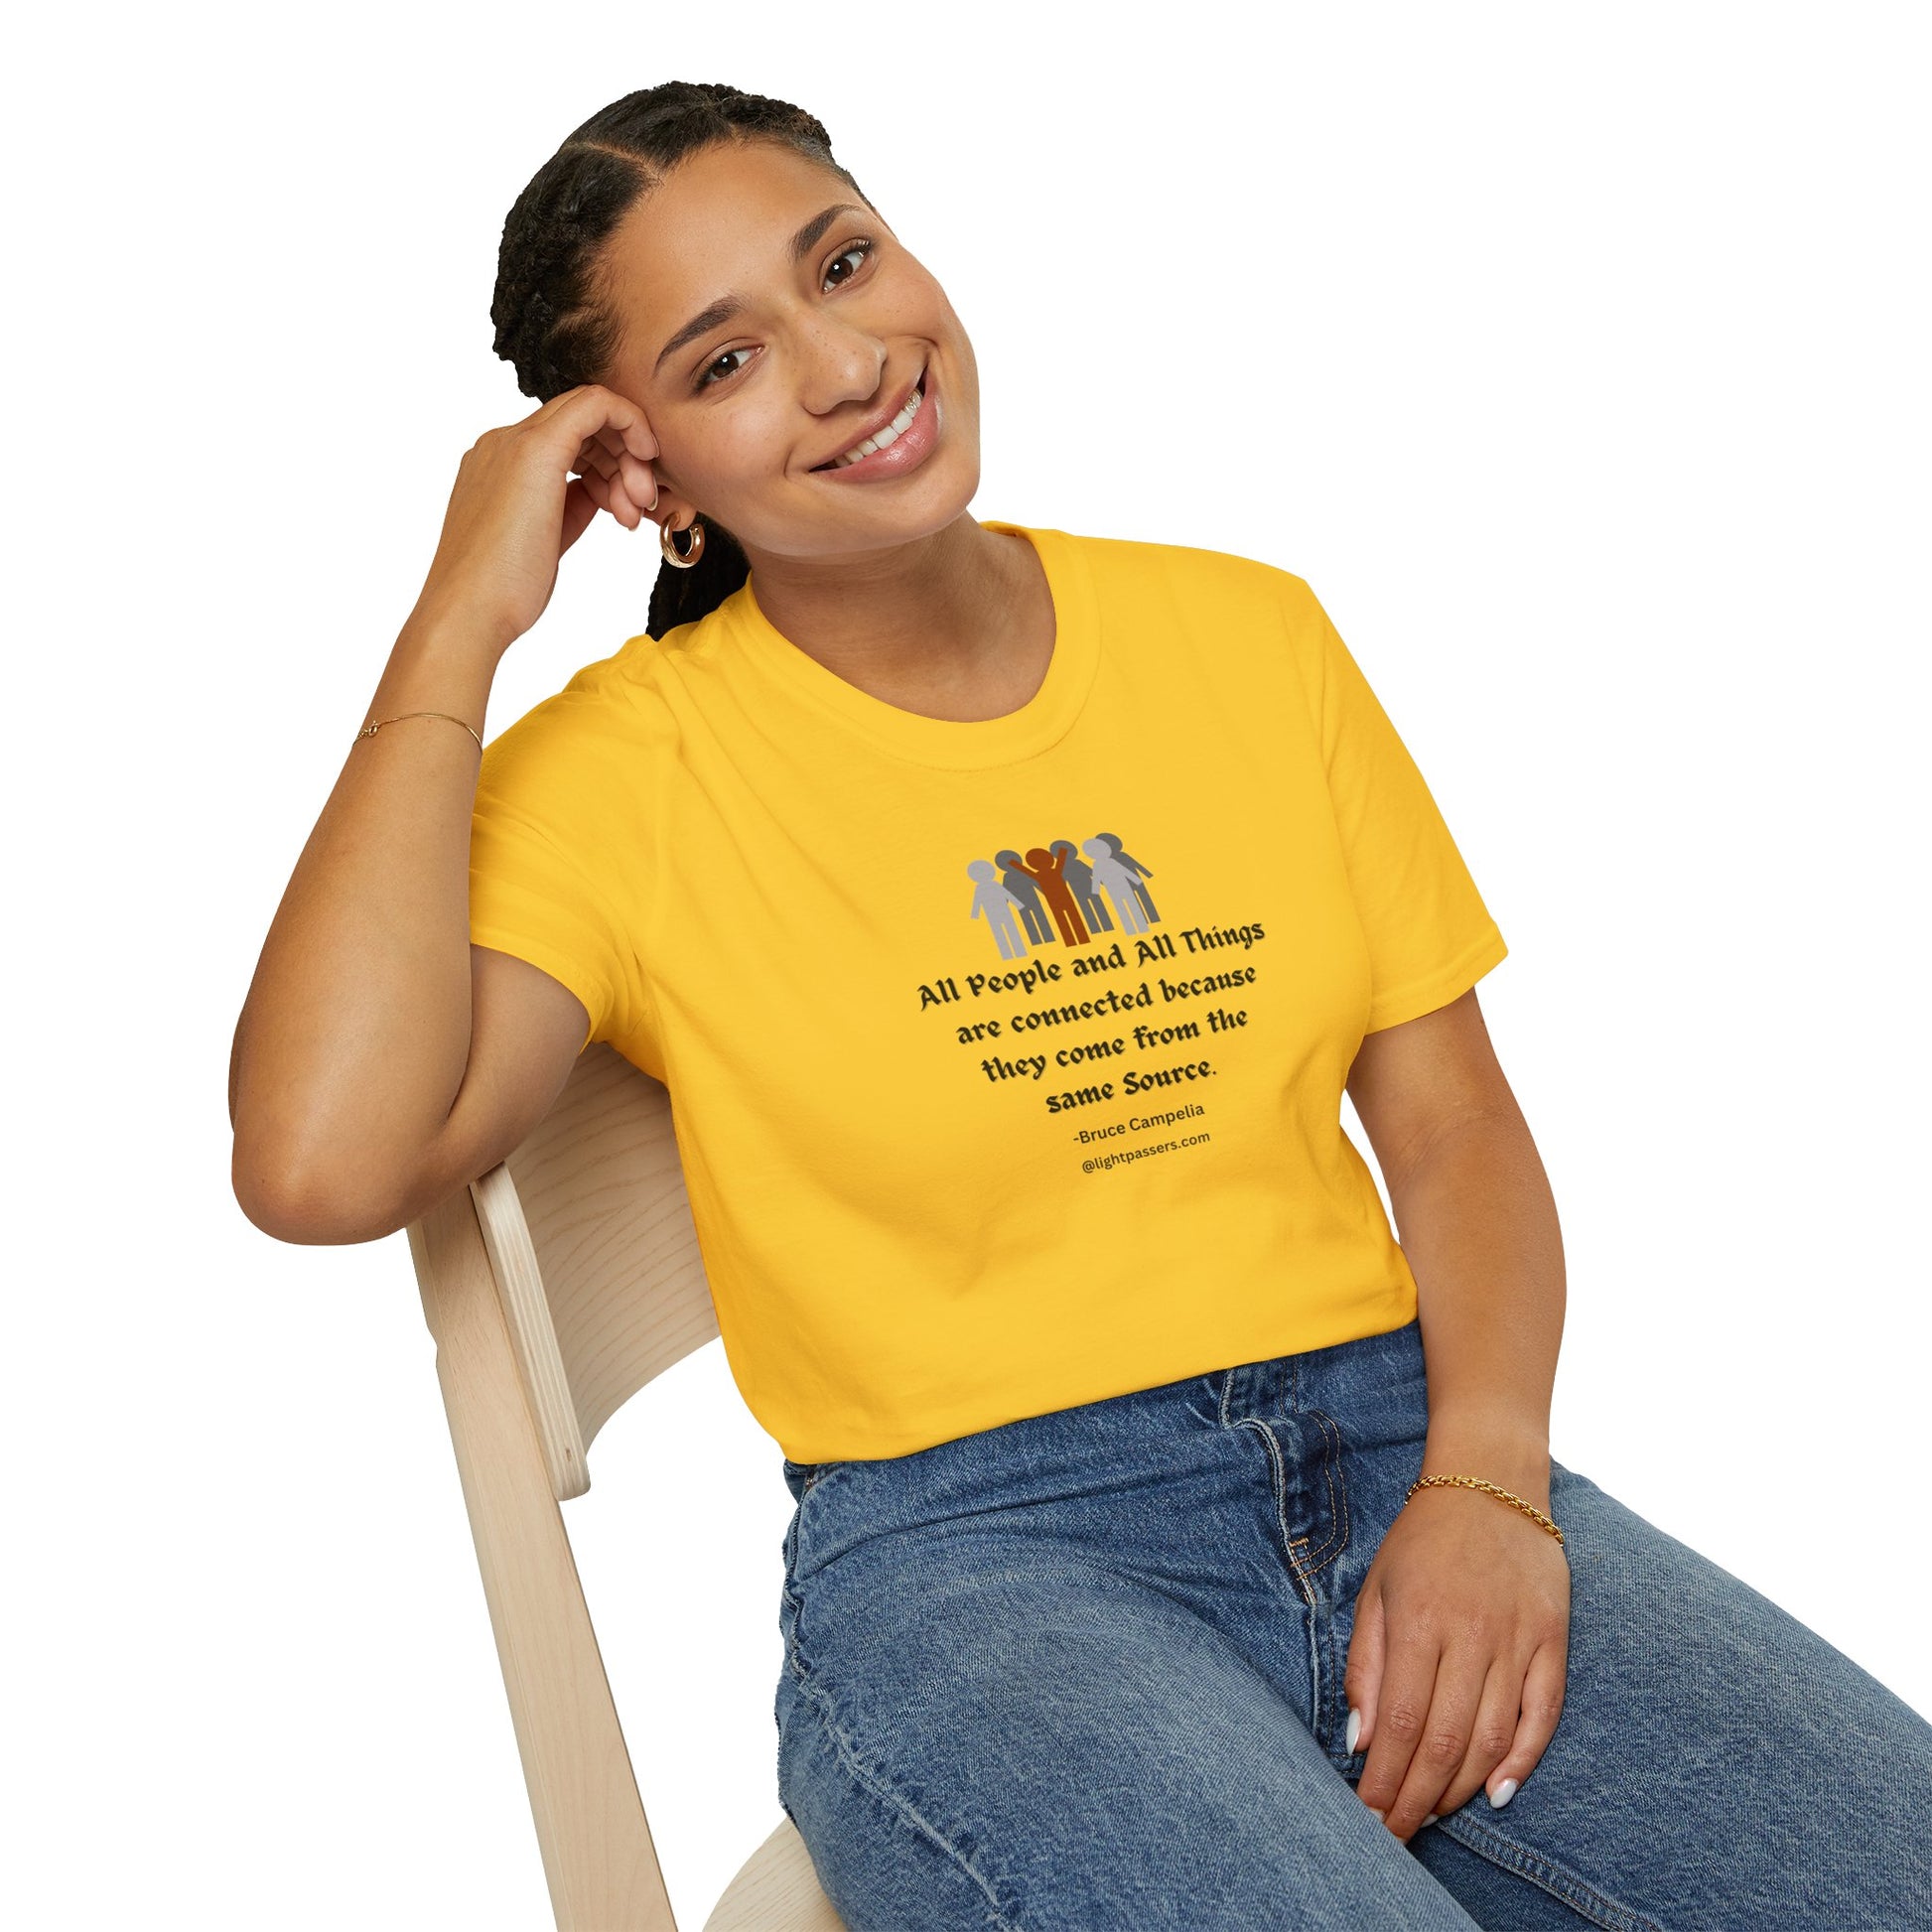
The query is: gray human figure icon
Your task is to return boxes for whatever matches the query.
[1081,837,1152,936]
[994,849,1054,945]
[1091,832,1160,923]
[1052,836,1114,934]
[968,858,1031,959]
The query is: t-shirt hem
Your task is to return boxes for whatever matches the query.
[470,925,609,1054]
[768,1287,1423,1464]
[1363,923,1509,1035]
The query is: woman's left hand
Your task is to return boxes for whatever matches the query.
[1343,1482,1572,1840]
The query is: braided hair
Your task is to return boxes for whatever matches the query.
[491,82,872,639]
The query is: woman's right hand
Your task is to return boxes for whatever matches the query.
[410,384,661,658]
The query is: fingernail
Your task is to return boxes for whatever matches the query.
[1487,1777,1519,1809]
[1345,1708,1361,1754]
[1423,1813,1440,1826]
[1368,1807,1386,1823]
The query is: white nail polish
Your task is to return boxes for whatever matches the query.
[1423,1813,1440,1826]
[1368,1807,1386,1823]
[1345,1707,1361,1754]
[1488,1777,1518,1808]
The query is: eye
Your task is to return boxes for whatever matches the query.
[696,345,753,390]
[692,239,879,391]
[823,237,876,290]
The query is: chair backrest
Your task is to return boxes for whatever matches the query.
[454,1039,718,1501]
[405,1042,840,1930]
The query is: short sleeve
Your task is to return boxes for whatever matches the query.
[1287,576,1509,1033]
[468,685,636,1055]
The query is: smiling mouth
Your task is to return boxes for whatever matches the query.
[810,370,929,472]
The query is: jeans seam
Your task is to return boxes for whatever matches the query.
[1237,1417,1323,1586]
[1294,1407,1351,1578]
[789,1663,1027,1931]
[780,1582,806,1682]
[1435,1813,1669,1932]
[780,1501,810,1682]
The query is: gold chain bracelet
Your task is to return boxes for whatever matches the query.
[1406,1473,1565,1547]
[354,711,483,753]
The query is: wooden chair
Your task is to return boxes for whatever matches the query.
[404,1039,847,1931]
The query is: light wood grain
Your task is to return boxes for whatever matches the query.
[407,1042,847,1929]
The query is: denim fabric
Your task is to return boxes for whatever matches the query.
[772,1314,1932,1929]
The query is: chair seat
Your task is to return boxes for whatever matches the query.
[705,1816,847,1930]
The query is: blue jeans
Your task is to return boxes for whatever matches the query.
[773,1315,1932,1928]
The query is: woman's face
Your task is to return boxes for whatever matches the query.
[596,139,981,564]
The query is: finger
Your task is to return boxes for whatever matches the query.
[544,384,659,471]
[570,442,648,524]
[615,449,659,513]
[1354,1624,1444,1830]
[574,438,620,483]
[585,422,639,467]
[559,475,600,556]
[574,463,645,532]
[1342,1579,1387,1765]
[582,427,660,513]
[1431,1650,1521,1824]
[1380,1639,1488,1841]
[575,463,614,511]
[581,455,651,531]
[603,389,658,462]
[1484,1632,1568,1811]
[567,437,641,521]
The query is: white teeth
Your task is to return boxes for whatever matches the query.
[833,376,924,467]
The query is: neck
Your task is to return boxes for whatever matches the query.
[737,514,1041,699]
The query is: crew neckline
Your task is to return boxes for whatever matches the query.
[716,519,1100,769]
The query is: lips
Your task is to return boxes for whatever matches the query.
[809,363,928,472]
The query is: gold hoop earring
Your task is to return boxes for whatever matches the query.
[659,515,705,569]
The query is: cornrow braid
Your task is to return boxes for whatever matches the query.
[490,81,872,639]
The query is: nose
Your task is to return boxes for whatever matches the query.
[795,320,889,417]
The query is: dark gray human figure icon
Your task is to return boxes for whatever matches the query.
[1054,835,1114,935]
[1011,844,1092,947]
[967,858,1031,960]
[1091,831,1160,923]
[1081,837,1152,936]
[993,849,1054,945]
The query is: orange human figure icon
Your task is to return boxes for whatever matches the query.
[1010,842,1092,947]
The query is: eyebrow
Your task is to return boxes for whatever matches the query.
[651,203,870,377]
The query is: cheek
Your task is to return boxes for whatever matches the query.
[917,284,976,380]
[672,405,786,494]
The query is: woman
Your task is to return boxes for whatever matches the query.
[229,82,1932,1930]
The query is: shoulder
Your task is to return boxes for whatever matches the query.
[1058,526,1321,621]
[1052,528,1336,681]
[483,629,679,774]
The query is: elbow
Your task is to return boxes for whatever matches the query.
[230,1139,416,1247]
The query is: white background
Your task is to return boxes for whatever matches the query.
[8,4,1928,1925]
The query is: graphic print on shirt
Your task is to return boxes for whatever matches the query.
[924,828,1271,1178]
[968,832,1157,952]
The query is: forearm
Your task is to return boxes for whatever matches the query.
[230,607,499,1238]
[1383,1112,1566,1513]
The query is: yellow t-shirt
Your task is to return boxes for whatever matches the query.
[469,520,1507,1462]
